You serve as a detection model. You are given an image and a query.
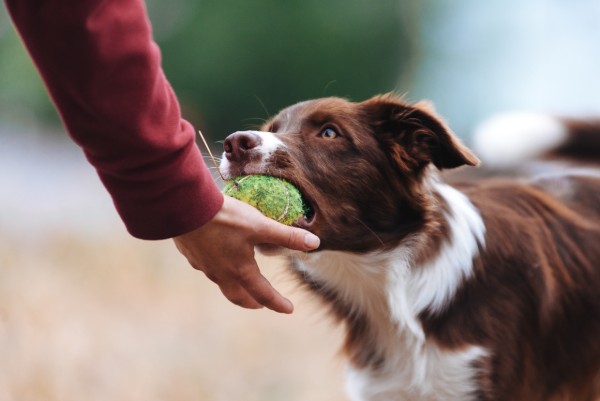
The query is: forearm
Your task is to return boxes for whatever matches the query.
[5,0,223,239]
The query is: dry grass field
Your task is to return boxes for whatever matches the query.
[0,231,347,401]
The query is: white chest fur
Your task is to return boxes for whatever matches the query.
[291,184,488,401]
[344,343,487,401]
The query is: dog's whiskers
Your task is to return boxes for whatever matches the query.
[254,95,271,119]
[197,130,225,182]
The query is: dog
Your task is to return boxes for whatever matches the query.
[219,94,600,401]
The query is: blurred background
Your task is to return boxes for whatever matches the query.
[1,1,599,400]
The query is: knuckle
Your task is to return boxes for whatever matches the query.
[253,220,272,240]
[286,230,297,249]
[227,292,261,310]
[234,265,257,283]
[221,287,248,307]
[229,296,248,307]
[203,270,219,283]
[254,290,277,305]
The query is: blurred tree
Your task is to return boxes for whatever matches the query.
[148,0,414,144]
[3,0,599,151]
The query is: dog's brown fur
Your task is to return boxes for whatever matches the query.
[224,94,600,400]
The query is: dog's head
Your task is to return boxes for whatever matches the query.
[220,94,479,251]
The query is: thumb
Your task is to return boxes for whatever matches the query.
[257,219,320,251]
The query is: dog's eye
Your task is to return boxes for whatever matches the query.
[320,128,339,140]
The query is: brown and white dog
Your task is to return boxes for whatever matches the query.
[219,94,600,401]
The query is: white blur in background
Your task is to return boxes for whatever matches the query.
[412,0,600,135]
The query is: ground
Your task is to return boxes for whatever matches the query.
[0,235,345,401]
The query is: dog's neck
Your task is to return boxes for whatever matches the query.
[290,180,486,370]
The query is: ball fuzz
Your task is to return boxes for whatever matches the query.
[222,175,309,225]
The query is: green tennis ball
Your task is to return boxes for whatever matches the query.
[222,175,308,225]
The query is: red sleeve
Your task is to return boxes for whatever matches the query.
[5,0,224,240]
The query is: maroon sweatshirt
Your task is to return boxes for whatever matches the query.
[5,0,224,240]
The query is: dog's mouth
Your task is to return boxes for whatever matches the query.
[293,191,317,229]
[221,162,319,229]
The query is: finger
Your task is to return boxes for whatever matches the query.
[236,263,294,314]
[219,283,264,310]
[256,220,320,252]
[193,263,265,310]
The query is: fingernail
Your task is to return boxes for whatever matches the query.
[304,233,320,249]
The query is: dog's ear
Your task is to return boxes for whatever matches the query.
[361,95,479,171]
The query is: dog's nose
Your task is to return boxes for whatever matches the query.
[223,131,262,162]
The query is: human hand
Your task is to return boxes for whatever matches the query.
[173,195,320,314]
